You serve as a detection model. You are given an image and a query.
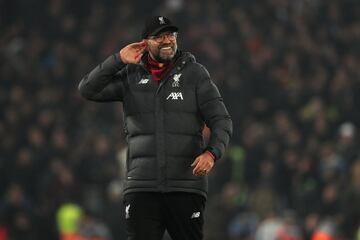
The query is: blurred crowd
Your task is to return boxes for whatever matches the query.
[1,0,360,239]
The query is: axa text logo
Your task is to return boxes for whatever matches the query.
[166,92,183,100]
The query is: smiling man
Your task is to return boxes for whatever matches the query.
[78,16,232,240]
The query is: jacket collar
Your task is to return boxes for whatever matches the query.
[140,50,196,73]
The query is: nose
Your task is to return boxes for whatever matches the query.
[162,36,171,43]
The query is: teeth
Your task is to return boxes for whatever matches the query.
[161,47,171,50]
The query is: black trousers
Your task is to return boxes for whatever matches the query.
[123,192,206,240]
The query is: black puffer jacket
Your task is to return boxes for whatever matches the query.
[78,51,232,197]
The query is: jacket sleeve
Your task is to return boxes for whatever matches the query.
[78,53,127,102]
[196,65,233,160]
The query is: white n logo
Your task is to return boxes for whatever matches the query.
[138,78,149,84]
[191,212,201,219]
[166,92,183,100]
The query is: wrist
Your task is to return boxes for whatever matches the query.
[205,150,216,161]
[118,52,126,64]
[115,52,125,64]
[204,147,220,161]
[118,50,130,64]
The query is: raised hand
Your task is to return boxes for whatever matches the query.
[119,40,147,64]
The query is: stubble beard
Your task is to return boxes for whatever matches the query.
[154,44,177,63]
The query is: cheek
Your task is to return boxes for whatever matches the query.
[148,44,159,53]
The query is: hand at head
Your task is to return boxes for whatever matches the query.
[119,40,147,64]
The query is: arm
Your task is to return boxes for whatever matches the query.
[78,41,147,102]
[191,65,232,176]
[197,66,233,161]
[78,53,126,102]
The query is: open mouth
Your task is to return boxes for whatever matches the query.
[160,46,172,51]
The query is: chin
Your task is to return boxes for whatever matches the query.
[160,56,174,62]
[159,52,175,62]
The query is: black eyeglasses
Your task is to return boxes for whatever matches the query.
[148,32,178,43]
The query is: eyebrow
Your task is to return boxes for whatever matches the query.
[157,31,176,37]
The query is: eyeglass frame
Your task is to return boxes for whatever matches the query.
[148,32,178,43]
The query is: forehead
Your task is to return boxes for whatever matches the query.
[153,31,177,37]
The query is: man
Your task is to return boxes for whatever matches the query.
[78,16,232,240]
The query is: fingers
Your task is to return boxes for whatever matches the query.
[132,41,147,60]
[134,53,144,63]
[135,45,146,55]
[193,163,209,176]
[194,169,207,177]
[191,157,200,167]
[191,157,202,176]
[120,41,147,64]
[138,40,147,46]
[129,40,147,50]
[192,155,214,176]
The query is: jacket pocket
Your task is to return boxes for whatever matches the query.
[166,156,201,181]
[127,156,157,180]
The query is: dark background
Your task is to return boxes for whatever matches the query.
[1,0,360,239]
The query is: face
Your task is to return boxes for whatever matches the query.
[146,31,178,63]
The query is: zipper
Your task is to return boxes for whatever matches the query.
[156,57,185,95]
[154,57,185,190]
